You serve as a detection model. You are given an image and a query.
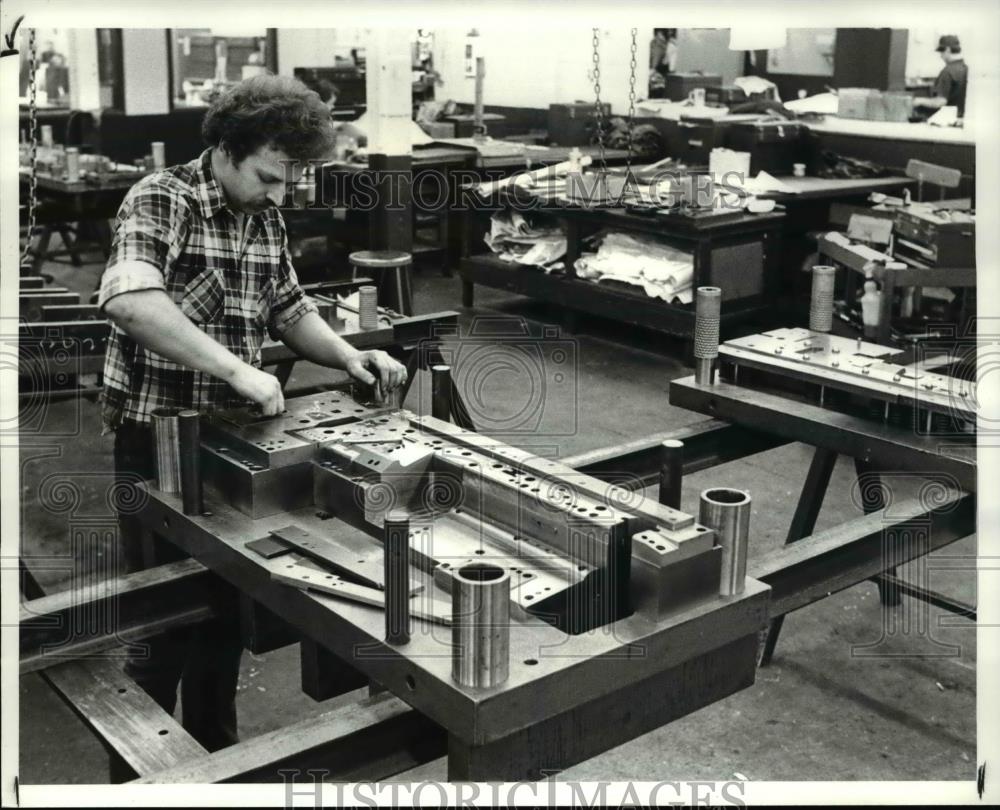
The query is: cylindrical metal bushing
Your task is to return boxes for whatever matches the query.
[431,364,452,422]
[694,286,722,385]
[699,488,751,596]
[151,408,182,494]
[177,410,204,515]
[809,265,837,333]
[658,439,685,509]
[383,510,411,645]
[451,563,510,688]
[358,285,378,331]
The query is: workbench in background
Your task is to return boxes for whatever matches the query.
[17,275,460,407]
[805,117,975,199]
[315,144,631,273]
[459,195,784,341]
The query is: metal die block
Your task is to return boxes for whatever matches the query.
[200,444,313,519]
[304,412,425,448]
[409,414,701,534]
[313,463,423,531]
[439,453,627,565]
[632,546,723,619]
[200,426,316,469]
[720,329,974,418]
[413,513,590,632]
[224,425,317,468]
[631,524,715,565]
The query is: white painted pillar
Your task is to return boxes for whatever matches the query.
[122,29,170,115]
[365,27,413,158]
[67,29,101,111]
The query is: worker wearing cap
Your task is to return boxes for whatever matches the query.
[913,35,968,118]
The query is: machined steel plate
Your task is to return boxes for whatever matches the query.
[721,328,975,417]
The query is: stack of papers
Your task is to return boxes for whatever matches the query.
[633,99,731,120]
[574,232,694,304]
[784,92,839,115]
[484,211,566,269]
[742,171,798,195]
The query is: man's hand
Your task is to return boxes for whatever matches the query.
[103,287,287,414]
[226,364,285,416]
[280,311,408,401]
[345,350,408,401]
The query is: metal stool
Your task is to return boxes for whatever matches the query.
[348,250,413,316]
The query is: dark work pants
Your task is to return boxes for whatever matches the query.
[114,423,242,755]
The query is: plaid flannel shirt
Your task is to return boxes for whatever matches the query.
[98,148,316,431]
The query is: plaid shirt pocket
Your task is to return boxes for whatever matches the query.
[179,267,225,324]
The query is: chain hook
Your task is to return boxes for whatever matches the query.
[20,27,40,273]
[591,27,607,172]
[626,28,637,177]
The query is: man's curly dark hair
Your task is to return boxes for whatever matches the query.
[202,75,336,165]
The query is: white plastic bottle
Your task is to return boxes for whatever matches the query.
[860,280,882,339]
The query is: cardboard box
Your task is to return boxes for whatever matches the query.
[838,88,913,122]
[837,88,877,119]
[880,92,913,123]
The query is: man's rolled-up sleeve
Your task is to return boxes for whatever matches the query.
[269,230,318,337]
[98,185,188,310]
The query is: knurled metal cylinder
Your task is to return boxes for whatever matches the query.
[177,410,204,516]
[694,286,721,385]
[809,265,836,333]
[65,147,80,182]
[699,488,751,596]
[658,439,685,509]
[452,563,510,688]
[151,408,182,494]
[431,364,452,422]
[358,285,378,331]
[383,510,411,645]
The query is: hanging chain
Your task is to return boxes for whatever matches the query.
[626,28,637,174]
[20,28,40,272]
[591,28,607,171]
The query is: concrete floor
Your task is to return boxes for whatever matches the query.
[18,249,976,784]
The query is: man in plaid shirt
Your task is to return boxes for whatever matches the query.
[98,75,406,752]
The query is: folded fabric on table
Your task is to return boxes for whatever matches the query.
[485,211,566,270]
[574,231,695,304]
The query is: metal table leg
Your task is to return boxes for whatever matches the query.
[758,446,838,666]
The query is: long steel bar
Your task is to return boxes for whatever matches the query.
[751,489,974,618]
[669,377,976,493]
[872,573,977,620]
[20,558,215,673]
[561,420,787,485]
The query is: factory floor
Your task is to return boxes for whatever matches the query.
[18,251,977,785]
